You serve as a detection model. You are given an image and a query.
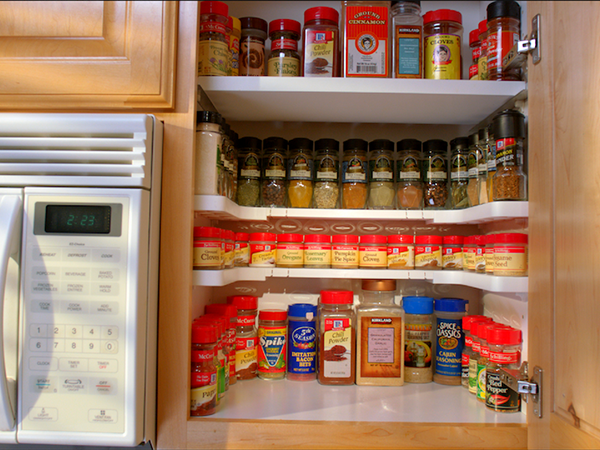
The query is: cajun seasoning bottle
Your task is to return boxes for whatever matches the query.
[267,19,301,77]
[318,290,356,385]
[486,326,523,412]
[239,17,268,76]
[287,303,318,381]
[423,139,448,210]
[227,295,258,380]
[487,0,522,81]
[367,139,395,210]
[287,138,314,208]
[492,109,527,201]
[423,9,463,80]
[257,309,288,380]
[313,139,340,209]
[198,1,230,76]
[190,322,218,416]
[261,137,288,208]
[433,298,467,385]
[302,7,340,77]
[341,139,368,209]
[391,0,423,79]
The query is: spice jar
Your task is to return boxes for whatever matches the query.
[423,139,448,209]
[391,0,423,79]
[475,235,486,273]
[396,139,423,209]
[478,20,488,80]
[257,309,287,380]
[193,226,223,270]
[477,127,490,204]
[249,232,277,267]
[387,234,414,269]
[195,315,228,399]
[433,298,467,385]
[341,139,368,209]
[485,234,495,274]
[267,19,301,76]
[331,234,359,269]
[190,322,218,416]
[466,133,480,207]
[222,229,235,269]
[423,9,463,80]
[304,234,331,268]
[229,16,241,76]
[359,234,387,269]
[234,232,250,267]
[239,17,268,76]
[476,322,496,401]
[461,315,489,388]
[470,28,481,65]
[415,235,442,270]
[403,296,434,383]
[485,326,523,412]
[221,122,236,201]
[198,1,230,76]
[442,235,464,270]
[468,319,495,394]
[302,7,340,77]
[318,290,356,385]
[357,280,404,386]
[450,137,469,209]
[313,138,340,209]
[287,138,314,208]
[195,111,224,196]
[236,136,262,207]
[463,235,478,272]
[261,136,288,207]
[487,0,522,81]
[287,303,317,381]
[205,303,238,385]
[367,139,395,210]
[494,233,528,276]
[276,233,304,268]
[227,295,258,380]
[486,123,497,201]
[492,109,527,201]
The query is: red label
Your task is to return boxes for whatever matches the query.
[487,30,519,70]
[444,247,462,255]
[237,315,256,327]
[472,47,481,60]
[388,246,409,255]
[272,39,298,51]
[191,350,214,362]
[415,245,441,254]
[236,336,257,351]
[462,353,470,365]
[324,318,350,332]
[472,341,481,353]
[489,350,520,364]
[469,64,478,78]
[480,345,490,357]
[465,335,473,347]
[495,246,526,254]
[200,22,227,35]
[191,370,216,388]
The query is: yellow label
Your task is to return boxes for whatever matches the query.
[236,348,257,371]
[494,247,528,275]
[359,250,387,268]
[305,249,331,265]
[251,249,276,265]
[485,251,494,273]
[478,55,488,80]
[190,384,217,408]
[443,251,463,269]
[267,56,300,76]
[415,250,442,268]
[359,316,403,378]
[223,249,234,267]
[234,246,249,265]
[332,249,359,268]
[425,34,461,79]
[388,249,414,269]
[198,40,229,76]
[276,248,304,266]
[193,246,222,268]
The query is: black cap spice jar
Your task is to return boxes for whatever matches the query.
[341,139,368,209]
[486,0,522,81]
[492,109,527,201]
[239,17,268,76]
[261,136,288,207]
[423,139,448,209]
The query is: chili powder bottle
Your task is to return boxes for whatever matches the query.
[302,6,340,77]
[227,295,258,380]
[190,322,218,416]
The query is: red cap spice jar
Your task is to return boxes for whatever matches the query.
[387,234,414,270]
[494,233,528,276]
[302,6,340,77]
[463,235,477,272]
[414,235,443,269]
[190,322,218,416]
[359,234,387,269]
[461,315,490,388]
[468,318,495,394]
[331,234,359,269]
[485,326,523,412]
[423,9,463,80]
[484,234,495,274]
[193,226,223,270]
[470,28,481,64]
[198,1,230,76]
[205,304,239,385]
[249,232,277,267]
[486,0,522,81]
[234,232,250,267]
[442,235,464,270]
[478,19,489,80]
[227,295,258,380]
[267,19,301,77]
[194,315,228,400]
[304,234,331,268]
[257,309,288,380]
[222,229,235,269]
[276,233,304,268]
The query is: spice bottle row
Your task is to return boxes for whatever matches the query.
[198,0,523,81]
[190,287,523,417]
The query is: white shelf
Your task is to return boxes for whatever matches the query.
[194,195,529,224]
[193,267,528,293]
[197,77,527,125]
[204,378,525,424]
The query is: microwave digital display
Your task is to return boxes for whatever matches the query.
[45,205,112,234]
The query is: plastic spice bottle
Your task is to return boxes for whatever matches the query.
[236,136,262,207]
[193,226,222,270]
[276,233,304,268]
[442,235,464,270]
[494,233,528,276]
[415,235,443,270]
[492,109,527,201]
[341,139,369,209]
[468,319,495,394]
[475,235,486,273]
[190,322,218,416]
[229,16,241,76]
[198,1,230,76]
[396,139,423,209]
[222,229,235,269]
[391,0,423,79]
[485,234,495,274]
[403,296,434,383]
[467,132,480,207]
[331,234,359,269]
[239,17,268,76]
[476,127,490,204]
[357,280,404,386]
[478,19,489,80]
[423,9,463,80]
[234,232,250,267]
[195,111,223,196]
[476,322,496,401]
[195,315,228,400]
[267,19,301,76]
[461,315,490,388]
[318,290,356,385]
[313,139,340,209]
[287,303,318,381]
[302,7,340,77]
[205,304,238,385]
[261,137,288,207]
[423,139,448,210]
[304,234,331,268]
[257,310,288,380]
[449,137,469,209]
[287,138,314,208]
[469,27,480,80]
[359,234,387,269]
[463,235,477,272]
[433,298,467,385]
[226,295,258,380]
[367,139,395,210]
[485,326,523,412]
[387,234,414,270]
[249,232,277,267]
[487,0,522,81]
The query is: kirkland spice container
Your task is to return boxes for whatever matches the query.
[391,0,423,79]
[257,310,288,380]
[302,6,340,77]
[423,9,463,79]
[433,298,467,385]
[287,303,318,381]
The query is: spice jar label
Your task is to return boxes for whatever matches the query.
[234,243,250,266]
[332,246,359,268]
[267,56,300,76]
[240,153,261,179]
[235,336,258,379]
[405,323,433,368]
[494,246,527,275]
[316,156,338,180]
[264,153,286,179]
[258,326,286,374]
[485,371,520,411]
[344,6,390,77]
[359,316,403,377]
[415,245,442,268]
[250,244,276,266]
[193,242,222,269]
[342,157,367,182]
[496,138,518,165]
[387,246,414,269]
[359,246,387,268]
[370,156,394,181]
[434,318,463,377]
[442,247,463,269]
[425,34,461,79]
[398,155,421,180]
[394,25,423,77]
[304,30,336,77]
[487,30,519,71]
[425,156,447,180]
[288,154,313,180]
[322,318,352,378]
[304,244,331,267]
[240,39,265,76]
[451,154,468,180]
[276,244,304,267]
[288,321,317,374]
[198,40,229,76]
[190,372,217,412]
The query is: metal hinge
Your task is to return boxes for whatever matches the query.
[499,362,543,418]
[503,14,542,71]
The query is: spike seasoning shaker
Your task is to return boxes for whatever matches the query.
[257,310,288,380]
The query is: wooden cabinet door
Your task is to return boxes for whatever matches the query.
[0,1,177,110]
[528,1,600,448]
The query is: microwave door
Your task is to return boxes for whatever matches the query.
[0,192,23,443]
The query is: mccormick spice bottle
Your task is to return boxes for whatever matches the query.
[287,303,318,381]
[249,232,277,267]
[302,6,340,77]
[205,303,238,385]
[267,19,301,76]
[341,139,368,209]
[332,234,360,269]
[461,315,490,388]
[478,20,489,80]
[239,17,268,76]
[423,9,463,80]
[433,298,467,385]
[442,235,464,270]
[422,139,448,209]
[190,322,218,416]
[227,295,258,380]
[313,139,340,209]
[194,315,228,400]
[304,234,332,268]
[318,290,356,385]
[387,234,414,270]
[359,234,388,269]
[257,309,288,380]
[234,232,250,267]
[391,0,423,79]
[193,226,223,270]
[198,1,230,76]
[276,233,304,268]
[468,319,495,394]
[367,139,395,210]
[414,235,443,269]
[492,109,527,201]
[261,137,288,207]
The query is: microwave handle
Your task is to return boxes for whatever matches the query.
[0,195,22,431]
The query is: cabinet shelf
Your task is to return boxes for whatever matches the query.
[197,76,527,125]
[193,267,528,293]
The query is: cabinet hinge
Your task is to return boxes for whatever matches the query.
[503,14,542,71]
[499,362,543,418]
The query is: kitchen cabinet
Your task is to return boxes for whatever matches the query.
[0,1,177,110]
[155,1,600,449]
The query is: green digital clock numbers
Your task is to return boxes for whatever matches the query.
[45,205,111,234]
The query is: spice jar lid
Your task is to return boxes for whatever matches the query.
[469,28,480,45]
[472,319,496,338]
[259,309,287,321]
[443,235,464,245]
[392,0,421,6]
[238,136,262,150]
[227,295,258,310]
[304,6,339,24]
[197,110,222,125]
[415,235,442,245]
[484,234,496,245]
[423,9,462,25]
[235,232,249,241]
[249,232,277,242]
[450,136,470,151]
[240,16,268,33]
[305,234,331,243]
[403,296,434,315]
[194,226,222,238]
[478,19,488,34]
[369,139,394,152]
[263,136,288,150]
[196,315,226,336]
[474,235,486,246]
[223,229,234,240]
[315,138,340,152]
[494,233,528,244]
[478,127,489,141]
[488,326,522,345]
[200,1,228,17]
[423,139,447,154]
[289,137,314,151]
[463,235,475,245]
[191,322,218,344]
[288,303,317,319]
[397,138,422,152]
[388,234,414,244]
[462,315,490,331]
[487,0,521,22]
[468,132,479,146]
[492,109,526,139]
[360,234,386,244]
[205,303,238,321]
[434,298,467,313]
[362,279,396,291]
[231,16,241,31]
[320,290,354,304]
[269,18,301,36]
[277,233,303,243]
[343,138,368,152]
[332,234,359,244]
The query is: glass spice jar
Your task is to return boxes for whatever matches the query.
[487,0,522,81]
[462,235,477,272]
[423,9,463,80]
[267,19,301,76]
[423,139,448,210]
[450,137,470,209]
[302,6,340,77]
[470,27,481,65]
[442,235,464,270]
[287,138,314,208]
[359,234,388,269]
[227,295,258,380]
[493,109,527,201]
[190,322,218,416]
[367,139,395,210]
[257,310,288,380]
[387,234,414,270]
[276,233,304,268]
[195,315,228,400]
[236,137,262,207]
[221,122,236,201]
[396,139,423,210]
[239,17,268,76]
[477,127,490,204]
[391,0,423,79]
[486,123,497,202]
[341,139,368,209]
[461,315,490,388]
[194,110,224,196]
[485,234,495,274]
[229,16,241,76]
[478,19,489,81]
[313,138,340,209]
[331,234,359,269]
[466,132,480,207]
[475,235,486,273]
[485,326,523,412]
[261,136,288,207]
[198,1,230,76]
[403,296,434,383]
[205,303,239,385]
[304,234,332,268]
[222,229,235,269]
